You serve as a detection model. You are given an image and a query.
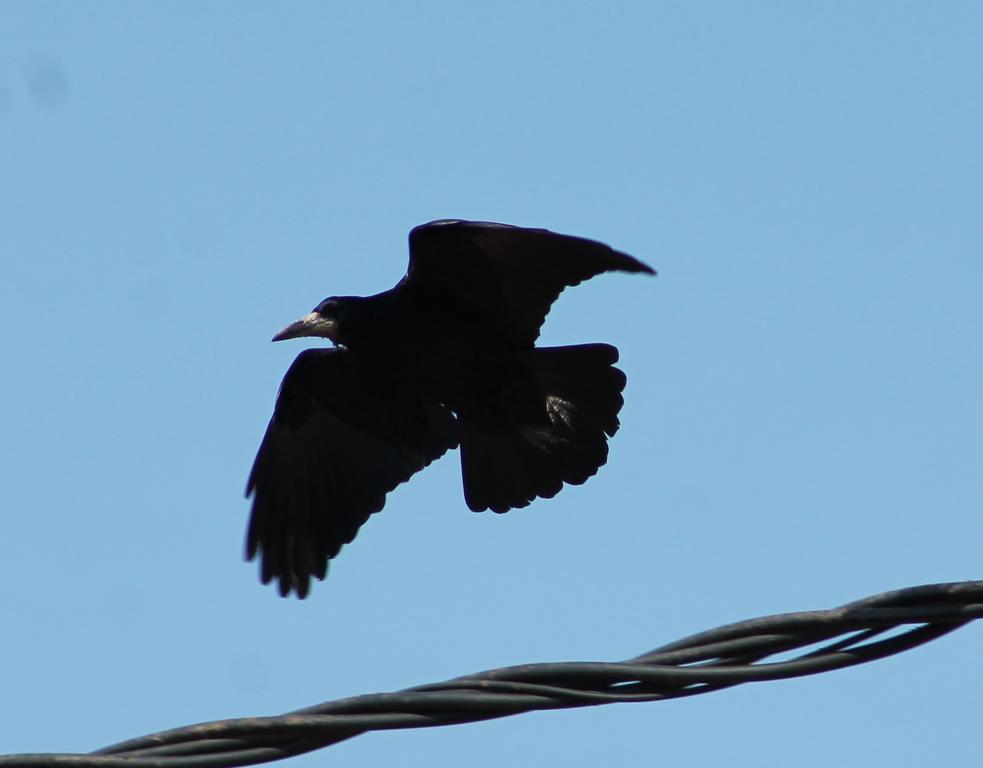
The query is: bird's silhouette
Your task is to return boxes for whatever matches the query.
[247,219,654,597]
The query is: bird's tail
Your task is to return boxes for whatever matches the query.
[459,343,627,512]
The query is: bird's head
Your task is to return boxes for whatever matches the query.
[272,297,348,345]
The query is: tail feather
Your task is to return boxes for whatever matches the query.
[460,343,627,512]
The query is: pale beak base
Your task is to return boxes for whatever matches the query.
[272,312,338,342]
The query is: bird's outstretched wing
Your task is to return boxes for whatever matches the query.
[246,348,459,598]
[406,220,654,348]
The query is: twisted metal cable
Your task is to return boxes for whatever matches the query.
[4,580,982,768]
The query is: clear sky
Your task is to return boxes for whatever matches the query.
[2,3,982,766]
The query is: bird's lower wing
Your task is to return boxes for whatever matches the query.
[246,348,459,598]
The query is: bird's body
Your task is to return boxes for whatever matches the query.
[329,286,521,405]
[247,220,653,597]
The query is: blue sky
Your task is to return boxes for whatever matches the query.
[2,2,981,765]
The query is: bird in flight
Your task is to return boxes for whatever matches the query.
[246,219,654,597]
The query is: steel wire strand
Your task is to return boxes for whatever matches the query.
[3,580,982,768]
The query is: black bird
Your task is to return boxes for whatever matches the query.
[246,219,654,597]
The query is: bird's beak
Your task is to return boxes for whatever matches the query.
[271,312,337,342]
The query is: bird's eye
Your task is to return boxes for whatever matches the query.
[315,299,337,317]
